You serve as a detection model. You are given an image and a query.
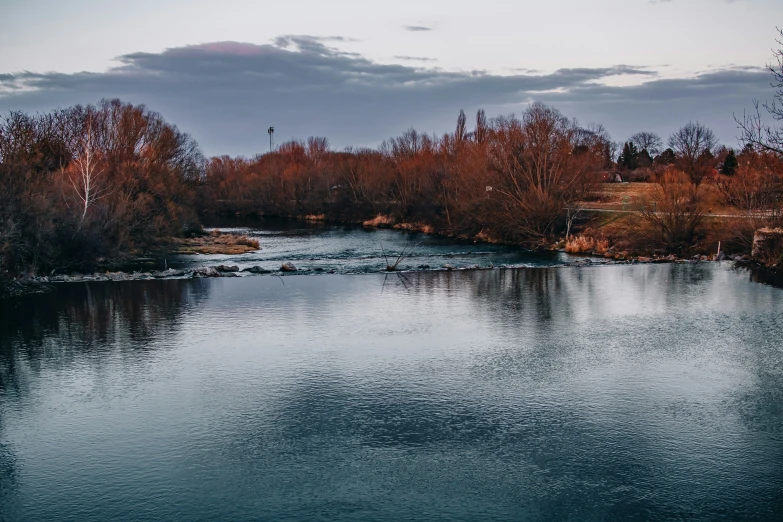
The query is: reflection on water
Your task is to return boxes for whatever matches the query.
[745,263,783,289]
[1,265,782,521]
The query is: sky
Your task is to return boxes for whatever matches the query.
[0,0,780,156]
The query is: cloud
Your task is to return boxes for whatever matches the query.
[394,56,438,62]
[403,25,433,32]
[0,36,772,155]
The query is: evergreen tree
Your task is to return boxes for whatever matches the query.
[721,149,738,175]
[617,142,639,170]
[637,149,653,168]
[656,148,676,165]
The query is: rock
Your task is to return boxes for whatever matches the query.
[752,228,783,267]
[216,265,239,273]
[192,267,219,278]
[443,264,455,270]
[151,269,186,278]
[717,251,726,261]
[417,264,431,269]
[223,272,239,277]
[243,266,272,274]
[637,257,652,263]
[280,262,297,272]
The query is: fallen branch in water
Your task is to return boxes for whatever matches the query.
[381,242,420,271]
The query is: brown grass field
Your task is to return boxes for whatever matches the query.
[587,182,736,215]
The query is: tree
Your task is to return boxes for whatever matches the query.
[618,141,639,170]
[668,121,718,184]
[721,149,738,175]
[656,148,676,165]
[62,111,109,225]
[736,28,783,154]
[629,131,663,157]
[640,170,704,254]
[487,103,602,240]
[455,109,467,143]
[474,109,488,144]
[637,148,653,169]
[574,123,613,168]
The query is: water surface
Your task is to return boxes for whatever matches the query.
[1,262,782,521]
[161,216,585,273]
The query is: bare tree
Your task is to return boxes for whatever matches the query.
[488,103,600,240]
[629,131,663,156]
[736,28,783,154]
[668,121,718,184]
[640,170,704,254]
[63,112,109,225]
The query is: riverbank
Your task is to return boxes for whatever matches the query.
[3,213,779,300]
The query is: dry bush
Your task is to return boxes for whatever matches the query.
[565,235,610,254]
[714,156,783,252]
[363,214,395,227]
[637,169,705,254]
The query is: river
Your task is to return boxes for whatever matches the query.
[158,215,590,274]
[1,221,781,521]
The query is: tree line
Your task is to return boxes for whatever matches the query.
[1,31,782,277]
[198,104,612,242]
[2,100,781,278]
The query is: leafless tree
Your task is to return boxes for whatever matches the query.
[488,103,599,240]
[640,170,704,254]
[629,131,663,156]
[668,121,718,184]
[62,111,110,225]
[736,27,783,154]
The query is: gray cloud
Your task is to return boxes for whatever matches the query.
[0,36,771,155]
[403,26,433,32]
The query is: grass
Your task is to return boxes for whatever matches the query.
[587,182,737,215]
[173,231,260,255]
[565,235,610,254]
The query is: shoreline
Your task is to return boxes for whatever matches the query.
[3,216,777,299]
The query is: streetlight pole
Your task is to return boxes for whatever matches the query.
[268,126,274,152]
